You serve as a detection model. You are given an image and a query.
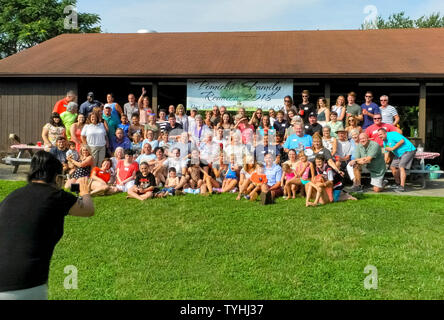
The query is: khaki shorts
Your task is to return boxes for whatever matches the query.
[370,176,384,188]
[390,150,416,169]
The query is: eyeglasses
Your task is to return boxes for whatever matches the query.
[284,100,291,102]
[380,99,388,102]
[365,96,373,98]
[302,95,309,98]
[374,117,382,120]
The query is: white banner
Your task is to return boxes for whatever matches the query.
[187,79,293,111]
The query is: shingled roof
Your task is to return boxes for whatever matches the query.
[1,28,444,78]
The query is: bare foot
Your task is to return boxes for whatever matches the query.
[236,194,241,200]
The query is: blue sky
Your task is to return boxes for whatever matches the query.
[76,0,444,33]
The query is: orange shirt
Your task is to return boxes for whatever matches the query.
[250,172,267,185]
[53,98,70,115]
[91,167,111,183]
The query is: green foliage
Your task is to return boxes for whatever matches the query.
[362,11,444,30]
[0,0,101,59]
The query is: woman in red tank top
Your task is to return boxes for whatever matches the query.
[70,114,86,152]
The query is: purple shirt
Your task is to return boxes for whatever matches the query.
[111,136,132,152]
[361,102,380,130]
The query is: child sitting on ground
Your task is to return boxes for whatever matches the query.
[284,151,313,199]
[127,161,157,201]
[248,163,268,202]
[157,167,180,198]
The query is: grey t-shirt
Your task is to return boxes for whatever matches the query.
[354,140,386,178]
[124,103,139,120]
[346,103,362,117]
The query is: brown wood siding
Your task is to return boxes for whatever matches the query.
[0,79,77,152]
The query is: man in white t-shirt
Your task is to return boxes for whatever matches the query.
[199,133,221,167]
[335,129,352,170]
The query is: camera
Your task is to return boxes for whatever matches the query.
[70,183,80,193]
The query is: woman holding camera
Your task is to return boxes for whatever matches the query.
[0,151,94,300]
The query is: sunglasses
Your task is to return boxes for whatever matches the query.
[365,96,373,98]
[302,95,309,98]
[374,117,382,120]
[380,99,388,101]
[284,100,291,102]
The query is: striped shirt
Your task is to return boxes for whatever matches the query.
[380,105,398,124]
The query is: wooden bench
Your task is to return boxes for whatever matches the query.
[355,165,443,189]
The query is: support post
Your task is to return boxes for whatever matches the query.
[324,82,331,107]
[418,83,426,144]
[152,82,158,114]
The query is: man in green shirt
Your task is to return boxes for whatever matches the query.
[348,133,386,192]
[346,91,363,123]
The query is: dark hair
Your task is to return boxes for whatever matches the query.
[131,113,140,119]
[101,158,111,166]
[284,95,293,104]
[124,149,134,156]
[27,151,62,184]
[56,136,66,141]
[68,141,76,147]
[315,154,325,162]
[168,113,176,119]
[331,111,338,116]
[153,147,164,154]
[168,167,177,173]
[49,112,65,127]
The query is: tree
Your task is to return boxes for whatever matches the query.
[361,11,444,30]
[0,0,101,59]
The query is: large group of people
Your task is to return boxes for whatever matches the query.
[43,88,416,206]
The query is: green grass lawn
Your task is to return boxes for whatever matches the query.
[1,180,444,300]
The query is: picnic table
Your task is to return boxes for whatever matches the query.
[409,152,442,188]
[2,144,45,173]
